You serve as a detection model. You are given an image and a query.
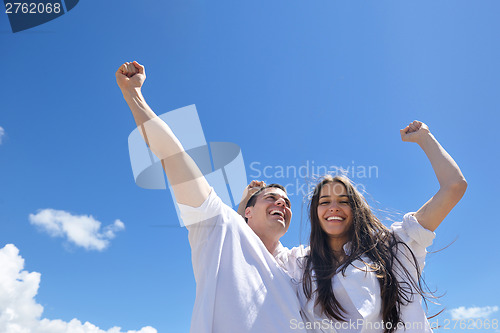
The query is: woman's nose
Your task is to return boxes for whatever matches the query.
[328,203,339,211]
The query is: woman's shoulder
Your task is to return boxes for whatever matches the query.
[274,244,309,258]
[390,213,436,247]
[274,244,310,275]
[389,212,436,259]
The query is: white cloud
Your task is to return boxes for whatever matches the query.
[450,306,499,320]
[29,209,125,251]
[0,244,157,333]
[0,126,5,144]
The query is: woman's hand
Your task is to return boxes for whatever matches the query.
[400,120,431,144]
[400,120,467,232]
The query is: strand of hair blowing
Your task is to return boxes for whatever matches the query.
[302,176,429,333]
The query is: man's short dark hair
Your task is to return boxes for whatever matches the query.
[244,184,287,222]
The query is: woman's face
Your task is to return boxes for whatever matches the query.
[316,182,353,244]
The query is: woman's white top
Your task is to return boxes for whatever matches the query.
[274,213,435,333]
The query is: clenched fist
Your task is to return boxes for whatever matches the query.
[400,120,431,144]
[116,61,146,92]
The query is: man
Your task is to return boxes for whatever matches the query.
[116,61,306,333]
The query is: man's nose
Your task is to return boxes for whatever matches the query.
[276,198,286,206]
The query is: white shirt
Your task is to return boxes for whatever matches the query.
[274,213,436,333]
[178,189,307,333]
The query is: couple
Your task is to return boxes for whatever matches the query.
[116,61,467,333]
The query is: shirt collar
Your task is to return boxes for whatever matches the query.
[343,241,352,256]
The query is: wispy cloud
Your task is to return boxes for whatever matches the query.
[29,209,125,251]
[0,244,157,333]
[450,306,499,320]
[0,126,5,144]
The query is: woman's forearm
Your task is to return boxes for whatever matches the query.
[417,132,467,190]
[400,121,467,231]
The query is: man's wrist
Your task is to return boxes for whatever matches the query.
[121,87,142,101]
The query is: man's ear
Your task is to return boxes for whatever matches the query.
[245,207,252,220]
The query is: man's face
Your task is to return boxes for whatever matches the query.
[245,188,292,238]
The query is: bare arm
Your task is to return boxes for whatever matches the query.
[116,61,210,207]
[400,121,467,232]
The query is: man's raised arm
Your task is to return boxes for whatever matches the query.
[116,61,211,207]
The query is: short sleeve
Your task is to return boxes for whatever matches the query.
[178,188,245,284]
[177,188,229,228]
[391,212,436,258]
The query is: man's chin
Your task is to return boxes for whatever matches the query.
[274,219,288,230]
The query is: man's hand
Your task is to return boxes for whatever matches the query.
[245,180,267,197]
[237,180,267,218]
[116,61,146,92]
[400,120,431,144]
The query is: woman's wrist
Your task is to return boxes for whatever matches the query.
[417,132,436,150]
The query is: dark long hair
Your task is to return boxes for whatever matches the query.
[302,175,429,333]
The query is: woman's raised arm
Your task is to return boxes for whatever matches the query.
[400,121,467,232]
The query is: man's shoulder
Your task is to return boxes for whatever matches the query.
[180,188,246,229]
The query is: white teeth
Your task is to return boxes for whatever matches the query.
[270,210,284,217]
[327,216,343,221]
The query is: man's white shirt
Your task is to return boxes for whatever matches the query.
[178,188,307,333]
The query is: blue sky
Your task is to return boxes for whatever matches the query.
[1,0,499,332]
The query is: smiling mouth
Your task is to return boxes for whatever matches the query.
[270,210,285,219]
[326,216,344,222]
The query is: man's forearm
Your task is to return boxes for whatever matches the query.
[122,88,158,128]
[122,88,184,158]
[121,87,210,207]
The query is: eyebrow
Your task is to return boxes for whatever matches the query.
[265,193,291,207]
[319,194,349,199]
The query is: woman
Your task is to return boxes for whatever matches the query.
[273,121,467,333]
